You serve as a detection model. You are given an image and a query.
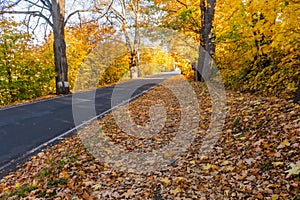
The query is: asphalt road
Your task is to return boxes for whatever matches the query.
[0,72,178,174]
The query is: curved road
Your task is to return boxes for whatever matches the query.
[0,72,178,176]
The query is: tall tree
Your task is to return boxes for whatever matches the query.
[52,0,69,94]
[150,0,215,81]
[45,21,116,91]
[197,0,216,81]
[101,0,141,78]
[0,0,99,94]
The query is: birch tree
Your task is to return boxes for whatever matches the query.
[101,0,141,78]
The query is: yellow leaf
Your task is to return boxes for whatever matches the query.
[92,183,101,190]
[32,179,38,187]
[59,171,70,179]
[222,160,231,165]
[189,160,196,165]
[104,148,113,154]
[124,189,135,198]
[286,163,300,177]
[104,162,110,169]
[202,164,212,171]
[15,183,21,188]
[212,164,219,170]
[202,164,219,171]
[117,177,125,182]
[163,151,175,159]
[175,177,187,183]
[225,166,235,171]
[271,195,279,200]
[161,177,171,185]
[281,140,290,147]
[78,170,85,175]
[170,187,182,195]
[272,162,283,167]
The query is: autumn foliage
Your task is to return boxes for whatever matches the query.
[0,19,55,105]
[153,0,300,99]
[0,1,299,198]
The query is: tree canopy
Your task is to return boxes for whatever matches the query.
[0,0,299,105]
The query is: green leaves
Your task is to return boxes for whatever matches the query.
[179,8,196,21]
[0,18,55,105]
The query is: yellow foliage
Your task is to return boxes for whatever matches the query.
[214,0,300,99]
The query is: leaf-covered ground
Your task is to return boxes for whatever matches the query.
[0,76,299,199]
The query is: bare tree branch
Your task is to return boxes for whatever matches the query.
[175,0,188,8]
[1,10,53,27]
[40,0,51,8]
[24,0,50,10]
[31,13,42,33]
[64,9,97,26]
[0,0,22,11]
[110,6,125,22]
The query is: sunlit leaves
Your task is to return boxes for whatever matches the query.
[152,0,200,40]
[0,18,55,105]
[214,0,300,99]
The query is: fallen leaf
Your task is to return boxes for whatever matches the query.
[161,177,171,186]
[59,171,70,179]
[286,163,300,177]
[170,187,182,195]
[272,162,284,167]
[124,189,135,198]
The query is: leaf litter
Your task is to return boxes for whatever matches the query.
[0,76,299,199]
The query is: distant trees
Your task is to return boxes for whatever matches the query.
[149,0,216,81]
[101,0,142,78]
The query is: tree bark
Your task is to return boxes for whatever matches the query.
[294,82,300,104]
[51,0,69,94]
[129,51,138,79]
[197,0,216,82]
[134,0,141,78]
[3,39,14,99]
[114,0,140,79]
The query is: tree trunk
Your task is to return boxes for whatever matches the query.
[120,0,140,79]
[51,0,69,94]
[197,0,216,82]
[3,39,14,100]
[294,82,300,104]
[122,24,137,79]
[130,51,138,79]
[134,0,141,78]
